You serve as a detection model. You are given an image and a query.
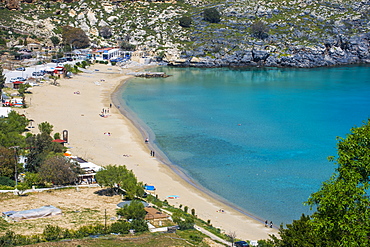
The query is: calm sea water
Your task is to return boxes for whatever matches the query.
[117,66,370,225]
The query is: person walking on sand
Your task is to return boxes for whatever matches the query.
[270,221,273,228]
[265,220,268,227]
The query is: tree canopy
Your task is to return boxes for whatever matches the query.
[0,146,16,178]
[25,122,64,173]
[0,111,28,148]
[95,165,144,199]
[116,200,146,220]
[38,156,81,185]
[50,36,60,47]
[274,119,370,246]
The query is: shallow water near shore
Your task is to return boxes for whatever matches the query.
[117,65,370,225]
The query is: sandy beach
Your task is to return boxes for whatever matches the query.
[15,63,278,241]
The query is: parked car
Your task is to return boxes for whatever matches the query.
[16,67,25,71]
[234,241,250,247]
[25,82,39,87]
[10,77,26,82]
[16,77,26,81]
[32,71,45,77]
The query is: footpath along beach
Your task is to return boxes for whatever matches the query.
[18,63,278,241]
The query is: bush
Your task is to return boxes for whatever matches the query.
[130,219,148,233]
[0,185,14,190]
[110,221,131,234]
[120,41,135,51]
[179,16,192,28]
[203,8,221,23]
[251,20,269,40]
[178,217,195,230]
[0,176,15,187]
[43,225,62,241]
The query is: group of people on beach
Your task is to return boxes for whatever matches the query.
[265,220,273,228]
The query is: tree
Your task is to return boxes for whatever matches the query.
[271,214,317,246]
[38,121,53,135]
[0,146,16,178]
[179,16,192,28]
[25,127,64,173]
[120,41,135,51]
[251,20,269,40]
[61,26,90,49]
[38,156,80,185]
[0,111,28,148]
[274,119,370,246]
[227,231,237,246]
[95,165,124,191]
[203,8,221,23]
[50,75,60,86]
[99,26,112,39]
[23,172,42,188]
[0,65,5,95]
[95,165,144,199]
[17,83,30,108]
[50,36,60,47]
[117,200,146,220]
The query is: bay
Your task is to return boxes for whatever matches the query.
[117,66,370,225]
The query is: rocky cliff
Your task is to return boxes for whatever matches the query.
[0,0,369,68]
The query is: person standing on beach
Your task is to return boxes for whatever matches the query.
[265,220,268,227]
[270,221,273,228]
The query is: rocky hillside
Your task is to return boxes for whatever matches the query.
[0,0,370,68]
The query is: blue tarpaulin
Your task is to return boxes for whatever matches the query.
[144,185,155,191]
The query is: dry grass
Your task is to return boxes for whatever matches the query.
[0,187,122,235]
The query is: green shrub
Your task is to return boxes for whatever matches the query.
[0,176,15,187]
[251,20,269,40]
[179,16,192,28]
[0,185,14,190]
[110,221,131,234]
[178,217,195,230]
[130,219,148,233]
[43,225,62,241]
[81,60,88,68]
[203,8,221,23]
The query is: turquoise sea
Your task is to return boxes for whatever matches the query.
[116,65,370,225]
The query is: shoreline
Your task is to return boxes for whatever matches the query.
[19,63,278,241]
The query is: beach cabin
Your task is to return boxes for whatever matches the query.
[93,47,121,61]
[12,81,24,89]
[144,207,170,227]
[67,156,103,184]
